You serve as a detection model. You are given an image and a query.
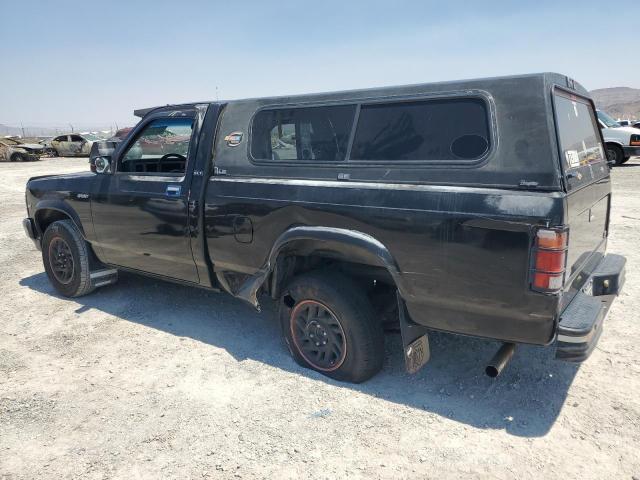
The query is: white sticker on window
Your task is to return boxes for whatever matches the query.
[565,150,580,169]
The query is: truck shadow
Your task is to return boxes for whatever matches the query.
[20,271,579,438]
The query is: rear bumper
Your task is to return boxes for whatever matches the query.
[622,145,640,157]
[556,254,626,362]
[22,218,41,250]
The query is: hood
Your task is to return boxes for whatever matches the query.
[607,126,639,135]
[28,171,94,184]
[17,143,45,150]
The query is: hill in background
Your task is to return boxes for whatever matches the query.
[590,87,640,121]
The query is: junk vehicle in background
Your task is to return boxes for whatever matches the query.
[0,137,45,162]
[23,73,625,383]
[47,133,101,157]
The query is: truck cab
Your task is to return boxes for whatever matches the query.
[23,73,626,383]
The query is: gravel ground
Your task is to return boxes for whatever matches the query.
[1,157,639,479]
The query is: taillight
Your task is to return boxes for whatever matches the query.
[631,134,640,147]
[531,228,568,293]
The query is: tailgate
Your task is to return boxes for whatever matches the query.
[552,88,611,308]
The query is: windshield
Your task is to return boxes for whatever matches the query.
[597,110,620,128]
[83,134,102,141]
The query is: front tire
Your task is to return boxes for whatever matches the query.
[279,271,384,383]
[10,153,25,162]
[606,144,624,166]
[42,220,95,297]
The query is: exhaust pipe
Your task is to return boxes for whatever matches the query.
[485,343,515,378]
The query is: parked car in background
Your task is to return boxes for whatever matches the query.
[48,133,101,157]
[617,120,631,127]
[0,137,44,162]
[596,110,640,164]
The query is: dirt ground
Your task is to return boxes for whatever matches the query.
[1,157,639,480]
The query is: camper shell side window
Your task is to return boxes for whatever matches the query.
[249,95,492,166]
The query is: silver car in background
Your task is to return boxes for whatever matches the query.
[47,133,101,157]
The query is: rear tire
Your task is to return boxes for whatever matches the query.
[606,144,624,166]
[279,271,384,383]
[42,220,95,297]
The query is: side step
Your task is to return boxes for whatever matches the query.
[90,268,118,288]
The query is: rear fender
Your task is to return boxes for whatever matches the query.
[221,226,404,309]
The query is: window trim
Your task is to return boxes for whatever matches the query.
[247,90,496,168]
[114,114,196,178]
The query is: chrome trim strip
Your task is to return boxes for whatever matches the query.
[209,176,559,196]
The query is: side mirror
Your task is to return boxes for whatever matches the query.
[89,140,116,173]
[94,157,111,174]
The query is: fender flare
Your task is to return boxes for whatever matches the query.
[33,199,86,238]
[229,226,404,309]
[604,140,626,149]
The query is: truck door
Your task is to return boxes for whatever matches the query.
[90,112,200,283]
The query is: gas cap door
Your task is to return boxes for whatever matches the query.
[233,216,253,243]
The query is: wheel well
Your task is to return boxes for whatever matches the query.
[34,209,73,236]
[269,253,399,326]
[605,142,624,152]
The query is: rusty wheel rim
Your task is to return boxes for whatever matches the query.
[290,300,347,371]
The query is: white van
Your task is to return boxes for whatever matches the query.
[596,110,640,165]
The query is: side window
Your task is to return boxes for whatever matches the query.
[54,136,67,142]
[251,105,356,162]
[350,98,490,162]
[119,117,194,174]
[70,135,84,142]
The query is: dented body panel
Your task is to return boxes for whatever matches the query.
[0,138,43,162]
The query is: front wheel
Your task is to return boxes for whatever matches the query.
[10,153,25,162]
[279,271,384,383]
[606,144,624,166]
[42,220,95,297]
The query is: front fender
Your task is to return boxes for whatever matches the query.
[223,226,403,309]
[33,199,86,238]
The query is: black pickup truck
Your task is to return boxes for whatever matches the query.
[23,73,625,383]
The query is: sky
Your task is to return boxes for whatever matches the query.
[0,0,637,129]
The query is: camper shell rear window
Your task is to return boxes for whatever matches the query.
[554,89,605,170]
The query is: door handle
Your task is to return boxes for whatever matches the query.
[166,185,181,197]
